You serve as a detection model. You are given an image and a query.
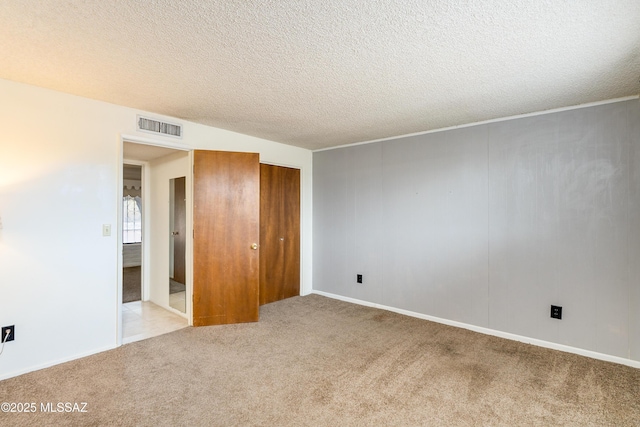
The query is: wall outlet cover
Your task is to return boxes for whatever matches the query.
[551,305,562,320]
[1,325,15,342]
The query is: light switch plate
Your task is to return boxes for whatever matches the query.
[102,224,111,236]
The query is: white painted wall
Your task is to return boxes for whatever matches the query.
[313,98,640,365]
[0,78,312,380]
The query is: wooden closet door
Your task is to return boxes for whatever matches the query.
[192,151,260,326]
[259,164,300,305]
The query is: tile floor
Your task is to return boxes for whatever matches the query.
[122,300,188,344]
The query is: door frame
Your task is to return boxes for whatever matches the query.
[117,134,193,346]
[122,159,148,299]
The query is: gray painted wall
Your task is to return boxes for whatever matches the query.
[313,99,640,361]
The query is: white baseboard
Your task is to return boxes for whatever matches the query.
[311,290,640,370]
[0,344,117,381]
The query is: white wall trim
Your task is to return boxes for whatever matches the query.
[312,290,640,370]
[116,138,125,346]
[314,95,640,152]
[121,134,190,151]
[0,345,116,381]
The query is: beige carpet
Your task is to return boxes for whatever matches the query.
[1,295,639,426]
[170,278,186,294]
[122,266,141,303]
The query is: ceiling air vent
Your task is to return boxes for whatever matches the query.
[137,115,183,138]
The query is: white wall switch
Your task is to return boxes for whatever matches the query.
[102,224,111,236]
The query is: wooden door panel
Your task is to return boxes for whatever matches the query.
[259,164,300,305]
[259,164,284,305]
[282,167,300,300]
[193,151,260,326]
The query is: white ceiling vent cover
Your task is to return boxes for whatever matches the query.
[137,115,183,138]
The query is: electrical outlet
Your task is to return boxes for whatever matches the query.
[356,274,363,284]
[550,305,562,320]
[1,325,15,342]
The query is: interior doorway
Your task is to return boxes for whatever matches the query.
[122,164,143,304]
[119,143,266,339]
[120,140,190,344]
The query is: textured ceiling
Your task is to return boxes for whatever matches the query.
[1,1,639,150]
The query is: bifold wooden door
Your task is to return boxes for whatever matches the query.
[192,150,260,326]
[259,164,300,305]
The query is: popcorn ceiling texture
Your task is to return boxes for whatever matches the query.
[0,1,638,150]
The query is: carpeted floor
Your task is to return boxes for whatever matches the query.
[122,266,141,303]
[170,278,185,294]
[1,295,639,426]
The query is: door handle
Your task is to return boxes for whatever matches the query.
[251,243,258,250]
[172,231,179,236]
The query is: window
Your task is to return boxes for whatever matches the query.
[123,195,142,243]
